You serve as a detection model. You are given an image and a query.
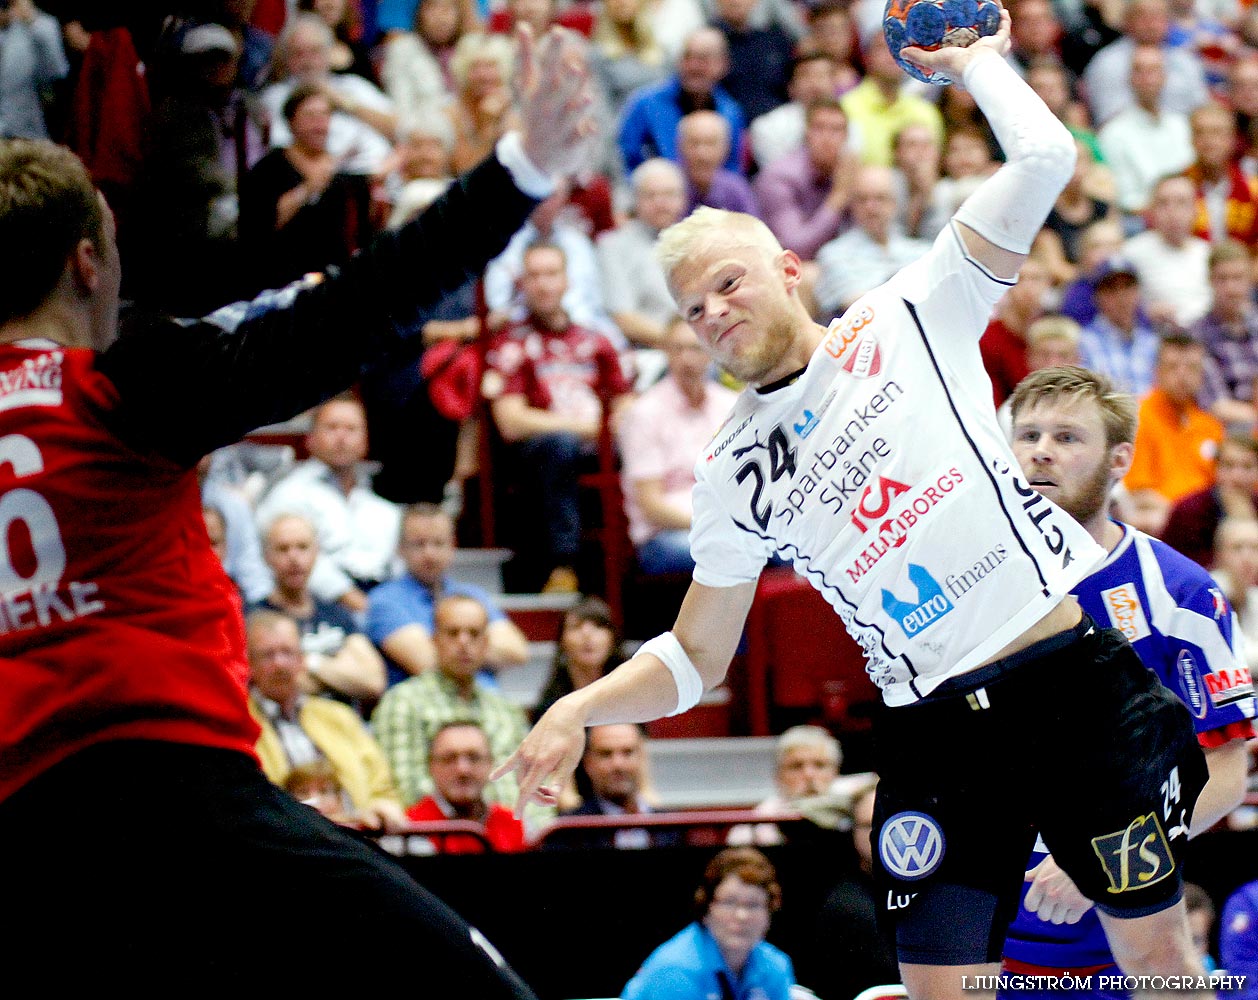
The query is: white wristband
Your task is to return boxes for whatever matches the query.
[637,632,704,717]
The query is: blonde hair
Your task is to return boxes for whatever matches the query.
[655,207,783,283]
[449,32,514,92]
[1026,314,1082,348]
[1008,365,1137,448]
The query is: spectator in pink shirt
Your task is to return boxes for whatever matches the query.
[617,317,739,574]
[755,97,856,262]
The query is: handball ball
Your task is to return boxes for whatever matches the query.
[883,0,1002,85]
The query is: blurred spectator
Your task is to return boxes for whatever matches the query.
[1221,877,1258,990]
[199,455,273,603]
[1125,335,1225,535]
[1042,140,1116,273]
[246,609,409,831]
[1185,882,1221,973]
[622,847,794,998]
[485,182,624,345]
[590,0,668,120]
[995,315,1084,437]
[597,158,688,353]
[643,0,706,63]
[755,98,855,262]
[749,53,845,170]
[406,720,527,853]
[801,778,898,1000]
[535,596,626,720]
[371,594,530,809]
[815,165,928,318]
[256,513,387,705]
[239,84,375,292]
[1184,104,1258,248]
[0,1,67,140]
[1228,53,1258,176]
[710,0,794,124]
[1083,0,1208,127]
[444,31,518,174]
[1079,256,1162,396]
[840,27,943,168]
[618,317,739,575]
[380,0,469,116]
[378,0,481,37]
[1123,174,1212,327]
[1164,434,1258,569]
[981,255,1052,407]
[1212,517,1258,667]
[699,0,806,40]
[728,725,841,848]
[255,394,402,612]
[796,1,860,94]
[678,110,758,215]
[1008,0,1062,75]
[556,723,682,849]
[367,503,529,686]
[617,26,745,173]
[283,759,355,824]
[888,121,947,241]
[218,0,274,91]
[1098,44,1194,215]
[260,14,397,175]
[1059,219,1127,326]
[202,505,230,571]
[296,0,375,80]
[934,126,997,221]
[1025,57,1101,162]
[485,243,635,593]
[385,116,455,228]
[1166,0,1237,92]
[134,23,265,314]
[1194,238,1258,431]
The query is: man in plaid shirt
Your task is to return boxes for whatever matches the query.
[372,594,529,810]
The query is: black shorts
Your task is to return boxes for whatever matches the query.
[0,740,538,995]
[870,615,1208,965]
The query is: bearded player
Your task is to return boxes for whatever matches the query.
[999,366,1254,997]
[0,27,589,993]
[497,9,1218,999]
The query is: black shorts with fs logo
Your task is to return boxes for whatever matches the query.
[869,615,1208,965]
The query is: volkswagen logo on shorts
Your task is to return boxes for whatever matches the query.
[879,811,945,880]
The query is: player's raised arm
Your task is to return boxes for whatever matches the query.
[492,579,757,815]
[900,6,1076,280]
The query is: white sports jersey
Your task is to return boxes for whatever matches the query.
[690,224,1107,706]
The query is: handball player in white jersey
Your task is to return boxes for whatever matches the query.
[496,9,1214,999]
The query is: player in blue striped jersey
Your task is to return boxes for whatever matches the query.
[1003,366,1257,996]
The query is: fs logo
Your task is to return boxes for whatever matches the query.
[879,811,945,880]
[882,564,954,637]
[1101,584,1151,643]
[1090,813,1175,894]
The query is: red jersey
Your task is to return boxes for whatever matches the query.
[486,320,632,425]
[406,796,526,853]
[0,151,539,803]
[0,342,258,800]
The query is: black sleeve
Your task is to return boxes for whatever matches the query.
[98,154,539,467]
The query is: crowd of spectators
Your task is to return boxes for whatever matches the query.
[19,0,1258,991]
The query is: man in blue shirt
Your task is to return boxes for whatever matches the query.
[1001,366,1256,995]
[367,503,528,686]
[617,26,746,174]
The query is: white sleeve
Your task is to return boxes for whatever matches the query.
[883,222,1012,348]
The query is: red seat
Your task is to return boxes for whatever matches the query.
[743,568,878,735]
